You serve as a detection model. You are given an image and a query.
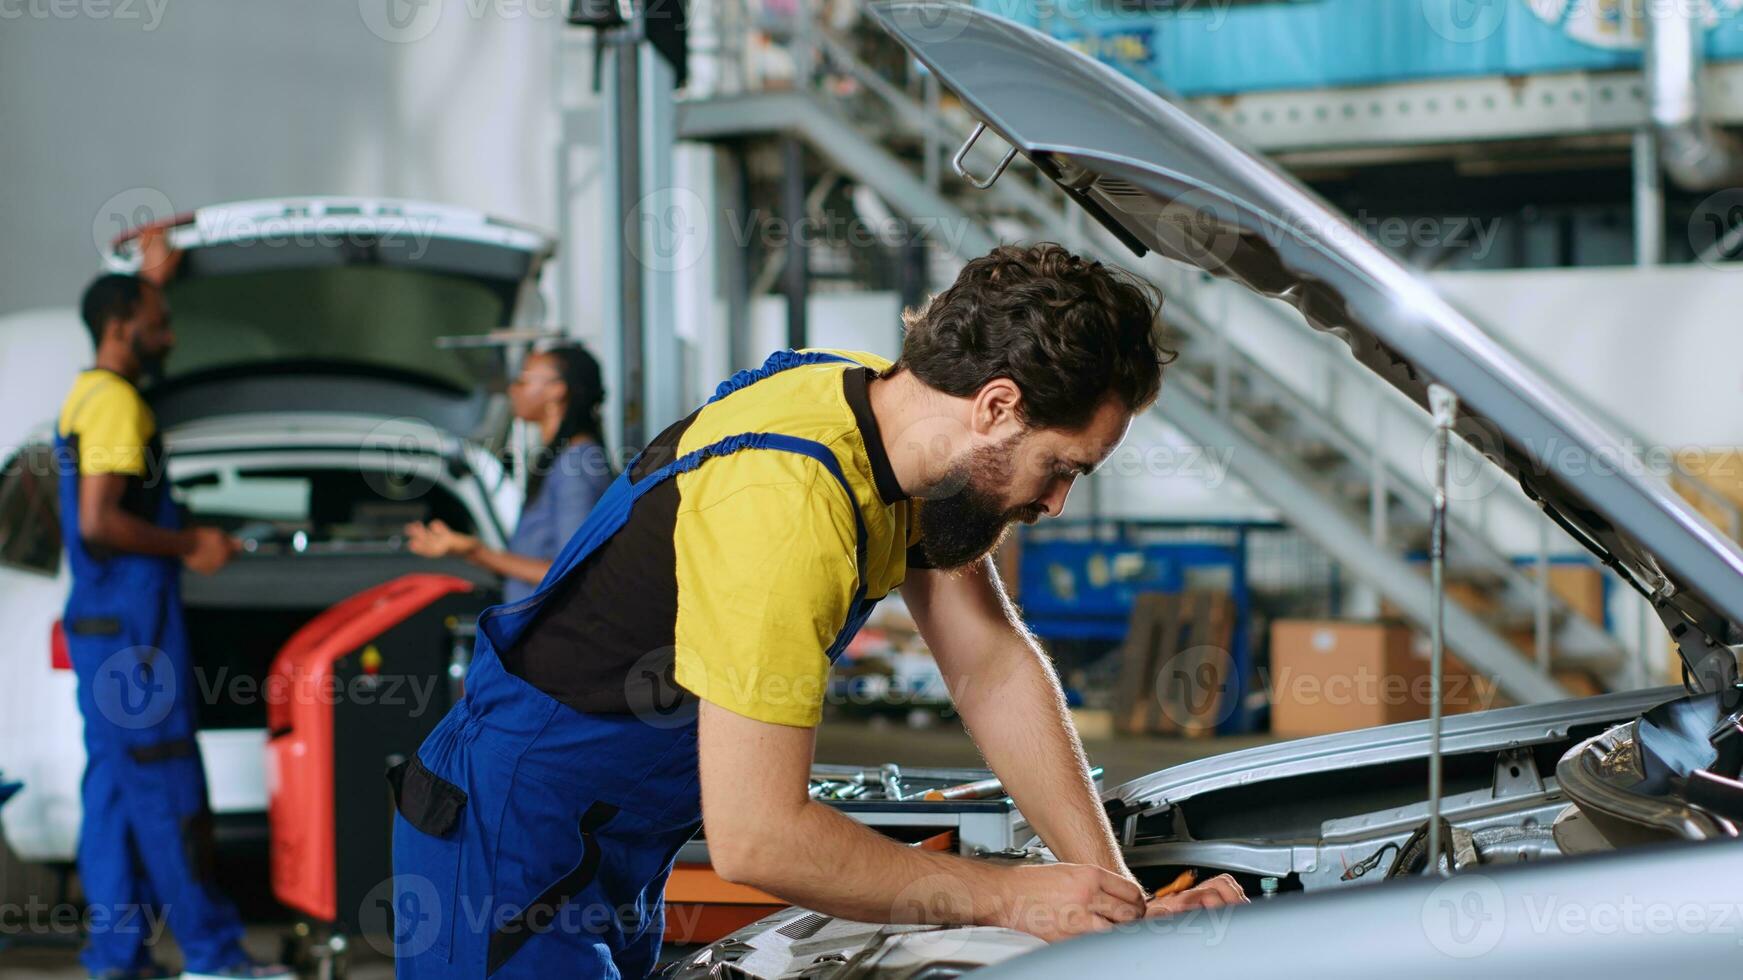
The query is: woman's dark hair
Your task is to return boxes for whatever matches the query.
[525,343,611,504]
[894,242,1174,430]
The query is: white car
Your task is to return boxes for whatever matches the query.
[0,197,554,864]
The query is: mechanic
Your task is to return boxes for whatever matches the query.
[404,342,615,602]
[391,242,1246,979]
[57,229,292,980]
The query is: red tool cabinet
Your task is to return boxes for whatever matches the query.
[267,573,488,926]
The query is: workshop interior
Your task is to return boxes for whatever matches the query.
[5,0,1743,977]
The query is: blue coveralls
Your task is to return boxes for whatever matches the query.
[391,351,879,978]
[55,416,249,975]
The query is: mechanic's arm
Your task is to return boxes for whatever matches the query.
[79,472,189,557]
[903,558,1128,878]
[698,699,1144,941]
[78,472,231,573]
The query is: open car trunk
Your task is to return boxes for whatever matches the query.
[172,454,499,740]
[109,198,557,441]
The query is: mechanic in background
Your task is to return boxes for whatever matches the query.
[404,342,615,601]
[57,228,291,980]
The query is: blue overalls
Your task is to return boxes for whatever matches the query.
[391,351,879,979]
[55,407,249,976]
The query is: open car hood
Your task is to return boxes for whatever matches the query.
[106,197,555,417]
[869,1,1743,686]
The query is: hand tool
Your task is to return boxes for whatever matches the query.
[1150,869,1196,900]
[921,777,1005,801]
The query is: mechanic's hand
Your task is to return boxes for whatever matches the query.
[183,526,239,575]
[1144,874,1248,918]
[990,863,1146,943]
[137,225,184,285]
[404,519,480,560]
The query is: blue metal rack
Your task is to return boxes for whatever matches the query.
[1017,520,1266,733]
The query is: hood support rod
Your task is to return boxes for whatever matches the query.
[1426,384,1458,876]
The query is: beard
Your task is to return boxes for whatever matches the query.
[133,335,169,384]
[917,439,1042,571]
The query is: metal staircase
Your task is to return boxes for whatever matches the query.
[673,4,1680,702]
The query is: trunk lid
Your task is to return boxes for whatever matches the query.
[108,197,556,435]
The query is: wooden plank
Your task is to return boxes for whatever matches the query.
[1143,592,1186,735]
[1116,589,1237,736]
[1183,592,1236,738]
[1114,594,1162,735]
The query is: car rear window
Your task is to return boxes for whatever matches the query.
[164,265,509,390]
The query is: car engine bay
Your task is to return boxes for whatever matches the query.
[663,684,1743,979]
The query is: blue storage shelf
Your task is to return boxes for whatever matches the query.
[1017,521,1261,734]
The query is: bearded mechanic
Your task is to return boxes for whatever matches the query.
[390,242,1247,979]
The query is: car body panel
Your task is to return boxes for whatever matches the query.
[108,196,557,426]
[976,838,1743,979]
[147,363,494,442]
[1106,686,1679,817]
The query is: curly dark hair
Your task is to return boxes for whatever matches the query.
[893,243,1174,430]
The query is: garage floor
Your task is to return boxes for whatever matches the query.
[0,718,1272,979]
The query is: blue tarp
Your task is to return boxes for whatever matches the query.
[976,0,1743,96]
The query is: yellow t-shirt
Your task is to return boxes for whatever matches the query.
[58,369,156,477]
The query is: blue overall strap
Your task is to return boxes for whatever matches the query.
[711,350,857,403]
[629,431,871,649]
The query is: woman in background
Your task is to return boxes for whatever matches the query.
[405,343,613,602]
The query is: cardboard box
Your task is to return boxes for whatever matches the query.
[1543,564,1605,625]
[1378,564,1605,699]
[1671,449,1743,536]
[1383,564,1605,626]
[1268,619,1500,737]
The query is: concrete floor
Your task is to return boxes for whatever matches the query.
[0,718,1271,978]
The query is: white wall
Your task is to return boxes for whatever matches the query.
[0,0,568,318]
[1431,264,1743,451]
[0,310,91,449]
[1064,411,1277,523]
[748,291,905,361]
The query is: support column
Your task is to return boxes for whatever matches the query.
[783,137,809,350]
[722,145,754,374]
[614,40,646,451]
[1633,128,1665,267]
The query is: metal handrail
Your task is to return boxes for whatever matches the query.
[692,3,1633,680]
[723,4,1625,552]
